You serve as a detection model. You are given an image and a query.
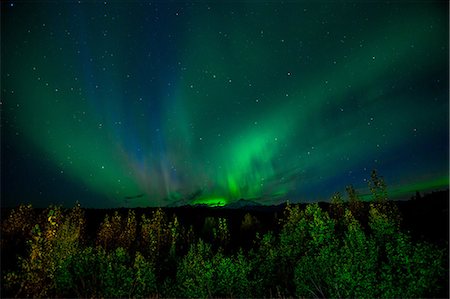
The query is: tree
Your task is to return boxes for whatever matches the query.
[97,210,136,251]
[330,191,345,219]
[54,247,157,298]
[168,214,181,258]
[368,169,387,202]
[368,204,445,297]
[368,170,401,224]
[140,208,170,262]
[214,249,252,298]
[346,185,364,220]
[293,204,338,298]
[241,213,261,231]
[176,240,215,298]
[249,231,281,297]
[202,217,230,250]
[119,210,137,250]
[1,203,36,277]
[334,209,378,298]
[6,205,85,297]
[176,240,252,298]
[97,212,122,251]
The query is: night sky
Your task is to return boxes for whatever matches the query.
[2,1,448,208]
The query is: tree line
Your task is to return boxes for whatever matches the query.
[1,170,447,298]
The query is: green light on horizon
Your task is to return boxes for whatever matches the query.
[193,197,228,207]
[390,176,449,198]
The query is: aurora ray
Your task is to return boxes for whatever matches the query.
[2,1,448,207]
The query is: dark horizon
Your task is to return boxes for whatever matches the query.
[1,187,447,210]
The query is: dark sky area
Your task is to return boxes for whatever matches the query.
[1,1,448,208]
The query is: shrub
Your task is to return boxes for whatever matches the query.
[334,209,378,298]
[214,250,252,298]
[176,240,215,298]
[249,231,280,297]
[368,170,401,224]
[55,247,157,298]
[292,204,338,298]
[133,252,157,297]
[54,247,100,297]
[369,204,445,298]
[176,240,252,298]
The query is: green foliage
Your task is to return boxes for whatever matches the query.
[279,203,307,261]
[369,204,445,298]
[132,251,158,297]
[249,231,281,297]
[334,210,378,298]
[54,247,157,298]
[368,170,401,224]
[291,204,338,298]
[2,184,447,299]
[139,209,184,284]
[54,246,100,297]
[176,240,215,298]
[214,250,252,298]
[292,203,445,299]
[176,240,252,298]
[99,247,134,297]
[277,203,337,295]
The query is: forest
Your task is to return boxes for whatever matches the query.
[1,172,448,298]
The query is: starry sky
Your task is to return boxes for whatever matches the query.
[2,1,448,208]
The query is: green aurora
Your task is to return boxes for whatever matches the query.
[2,1,448,207]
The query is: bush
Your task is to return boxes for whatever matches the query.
[292,204,338,298]
[249,231,281,297]
[214,250,252,298]
[369,204,445,298]
[334,210,378,298]
[176,240,252,298]
[54,247,100,297]
[133,252,157,297]
[176,240,215,298]
[55,247,157,298]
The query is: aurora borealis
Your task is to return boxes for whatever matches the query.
[2,1,448,208]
